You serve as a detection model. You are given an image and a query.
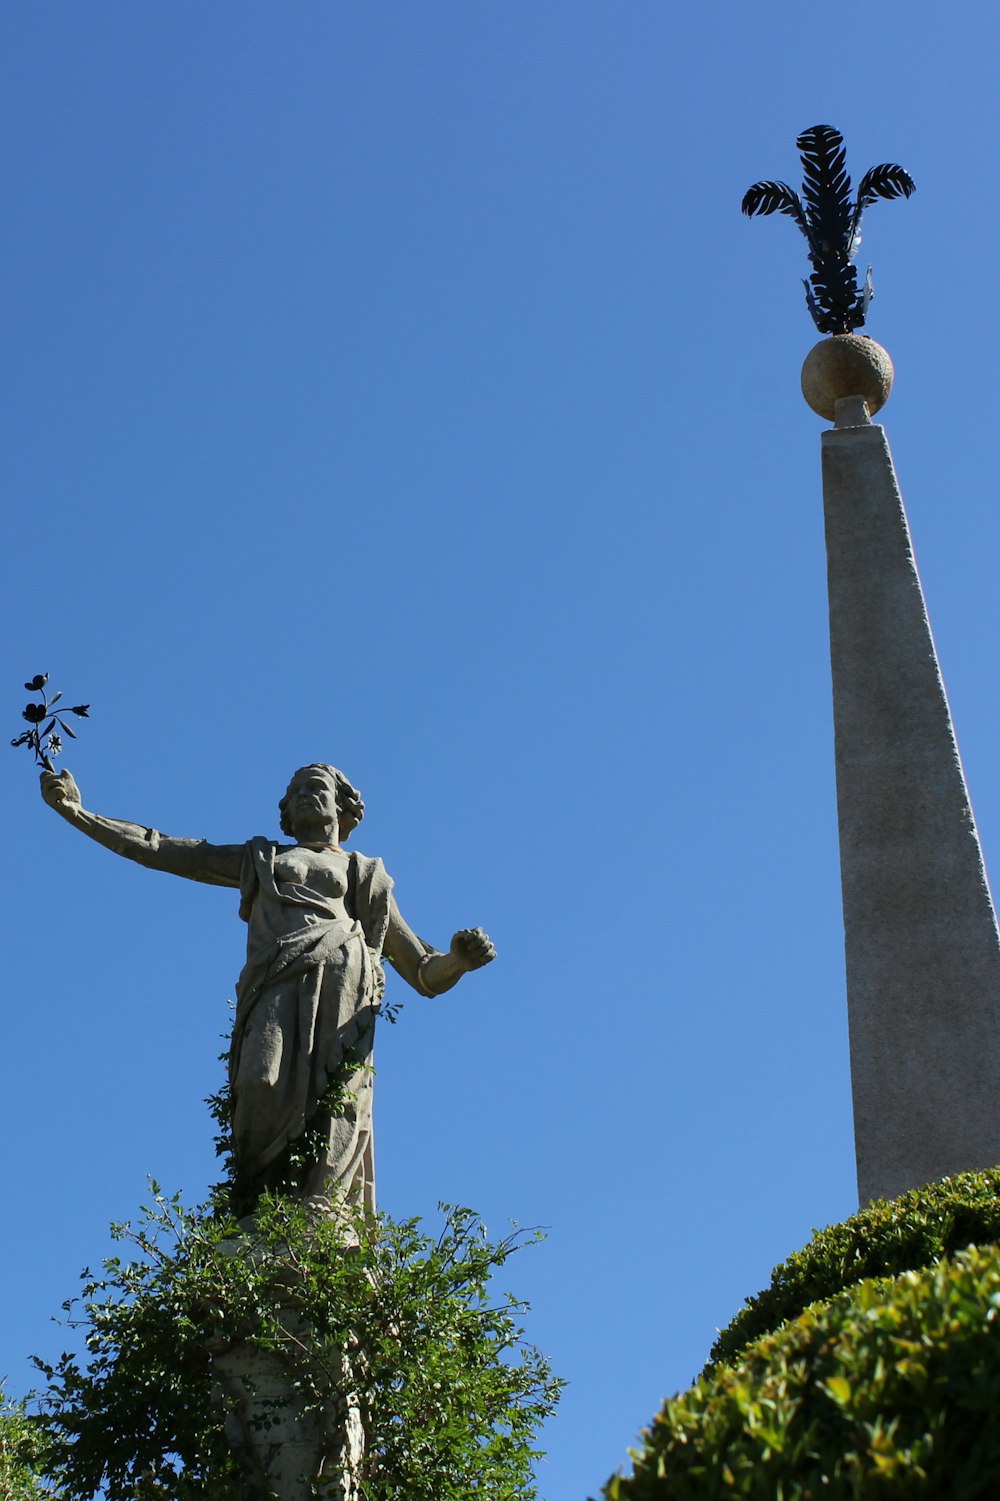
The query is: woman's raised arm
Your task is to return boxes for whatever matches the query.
[40,768,243,887]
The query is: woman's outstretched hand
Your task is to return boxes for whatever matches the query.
[450,926,497,972]
[40,768,82,819]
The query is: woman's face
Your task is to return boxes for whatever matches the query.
[286,768,340,840]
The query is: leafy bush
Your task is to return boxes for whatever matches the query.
[710,1167,1000,1365]
[604,1243,1000,1501]
[33,1189,562,1501]
[0,1388,59,1500]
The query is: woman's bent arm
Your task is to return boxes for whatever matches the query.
[383,892,496,995]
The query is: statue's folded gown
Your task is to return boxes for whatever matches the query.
[229,837,393,1208]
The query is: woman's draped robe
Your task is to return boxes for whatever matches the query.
[229,837,394,1208]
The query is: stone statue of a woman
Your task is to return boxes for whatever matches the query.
[40,763,495,1209]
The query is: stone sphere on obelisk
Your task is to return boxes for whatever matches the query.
[746,127,1000,1206]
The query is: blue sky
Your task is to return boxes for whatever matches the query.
[3,5,1000,1498]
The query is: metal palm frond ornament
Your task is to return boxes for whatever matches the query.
[742,125,915,335]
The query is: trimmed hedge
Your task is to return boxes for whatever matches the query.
[605,1243,1000,1500]
[710,1167,1000,1366]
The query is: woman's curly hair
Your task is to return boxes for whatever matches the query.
[279,764,365,841]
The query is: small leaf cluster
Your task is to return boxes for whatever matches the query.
[709,1166,1000,1366]
[33,1188,562,1501]
[11,674,89,771]
[603,1242,1000,1501]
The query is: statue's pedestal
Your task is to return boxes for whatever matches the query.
[211,1214,366,1500]
[214,1327,364,1500]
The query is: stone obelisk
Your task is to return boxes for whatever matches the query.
[744,126,1000,1206]
[804,337,1000,1204]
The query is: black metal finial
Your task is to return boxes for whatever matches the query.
[742,125,915,335]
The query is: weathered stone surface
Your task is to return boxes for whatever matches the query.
[822,421,1000,1204]
[802,335,894,421]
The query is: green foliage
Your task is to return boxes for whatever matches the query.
[604,1243,1000,1501]
[0,1387,60,1499]
[34,1188,562,1501]
[710,1167,1000,1366]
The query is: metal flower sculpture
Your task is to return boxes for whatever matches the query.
[11,673,89,772]
[742,125,915,335]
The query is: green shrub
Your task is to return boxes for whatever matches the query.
[0,1387,59,1499]
[710,1167,1000,1366]
[604,1243,1000,1501]
[34,1188,562,1501]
